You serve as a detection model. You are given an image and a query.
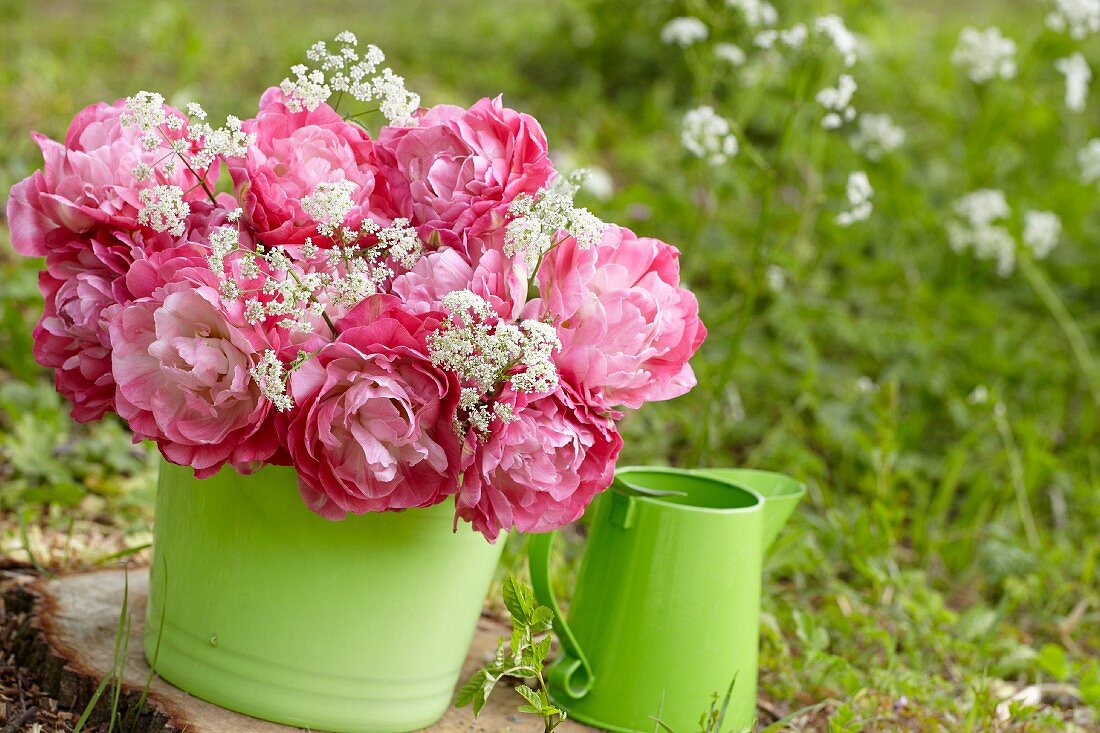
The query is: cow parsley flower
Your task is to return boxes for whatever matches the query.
[817,74,857,129]
[279,32,420,126]
[137,185,190,236]
[301,180,357,237]
[727,0,778,28]
[1079,139,1100,184]
[815,15,858,67]
[948,190,1016,276]
[251,350,294,412]
[1022,210,1061,259]
[766,265,786,292]
[952,27,1017,84]
[1056,53,1091,112]
[1046,0,1100,39]
[850,113,906,160]
[715,43,747,66]
[504,174,605,271]
[835,171,873,226]
[661,17,708,46]
[429,291,561,436]
[681,106,739,165]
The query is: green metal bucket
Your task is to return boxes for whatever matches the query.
[528,466,805,733]
[145,459,504,733]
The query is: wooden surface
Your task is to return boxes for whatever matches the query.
[2,568,597,732]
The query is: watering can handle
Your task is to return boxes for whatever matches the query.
[528,531,596,700]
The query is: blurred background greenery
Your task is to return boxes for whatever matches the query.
[1,0,1099,730]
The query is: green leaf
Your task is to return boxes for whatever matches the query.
[533,634,553,664]
[530,605,554,628]
[455,669,488,710]
[502,574,534,625]
[515,684,543,712]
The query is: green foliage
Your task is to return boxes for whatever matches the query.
[456,575,566,732]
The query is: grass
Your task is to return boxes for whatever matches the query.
[1,0,1098,731]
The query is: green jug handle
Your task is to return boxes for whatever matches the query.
[528,530,596,700]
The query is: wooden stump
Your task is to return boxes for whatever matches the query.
[1,569,596,732]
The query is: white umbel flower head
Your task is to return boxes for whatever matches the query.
[835,171,873,226]
[1079,139,1100,184]
[1022,210,1061,259]
[301,180,357,238]
[850,113,905,160]
[948,189,1016,276]
[137,185,190,236]
[1046,0,1100,39]
[715,43,747,66]
[681,106,739,165]
[1056,53,1092,112]
[727,0,778,28]
[952,27,1017,84]
[661,17,709,47]
[815,15,859,67]
[816,74,858,129]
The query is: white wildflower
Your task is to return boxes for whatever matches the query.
[835,171,873,226]
[765,265,786,292]
[968,385,990,405]
[137,185,190,236]
[952,27,1017,84]
[1056,53,1091,112]
[850,113,905,160]
[1079,139,1100,184]
[1022,210,1061,259]
[1046,0,1100,39]
[715,43,747,66]
[948,190,1016,276]
[727,0,778,28]
[779,23,808,49]
[754,30,779,49]
[815,15,858,67]
[580,166,615,201]
[661,17,708,46]
[504,176,605,270]
[120,91,168,131]
[250,350,294,412]
[301,181,357,237]
[681,106,739,165]
[816,74,857,129]
[185,102,207,120]
[856,376,879,394]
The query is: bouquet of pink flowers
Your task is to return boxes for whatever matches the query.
[6,33,705,539]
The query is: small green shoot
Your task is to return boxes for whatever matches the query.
[456,574,566,733]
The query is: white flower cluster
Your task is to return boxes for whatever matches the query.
[817,74,857,129]
[835,171,873,226]
[661,17,708,47]
[1056,53,1092,112]
[428,291,561,435]
[681,106,739,165]
[250,350,294,412]
[948,189,1016,276]
[952,27,1017,84]
[279,31,420,126]
[850,113,906,160]
[301,180,358,237]
[122,92,254,176]
[1079,138,1100,184]
[814,15,859,67]
[504,174,605,271]
[1046,0,1100,39]
[715,43,747,66]
[137,185,190,236]
[1022,210,1062,259]
[207,211,422,334]
[727,0,778,28]
[754,23,808,52]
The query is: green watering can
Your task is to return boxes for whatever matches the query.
[528,467,805,733]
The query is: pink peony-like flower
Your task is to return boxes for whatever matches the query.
[375,96,556,239]
[390,245,528,320]
[531,224,706,410]
[456,385,622,540]
[284,300,461,519]
[6,100,214,257]
[33,241,123,423]
[229,88,390,244]
[109,279,281,477]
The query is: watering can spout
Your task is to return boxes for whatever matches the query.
[692,469,806,552]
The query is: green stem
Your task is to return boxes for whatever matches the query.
[992,402,1041,550]
[1019,255,1100,410]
